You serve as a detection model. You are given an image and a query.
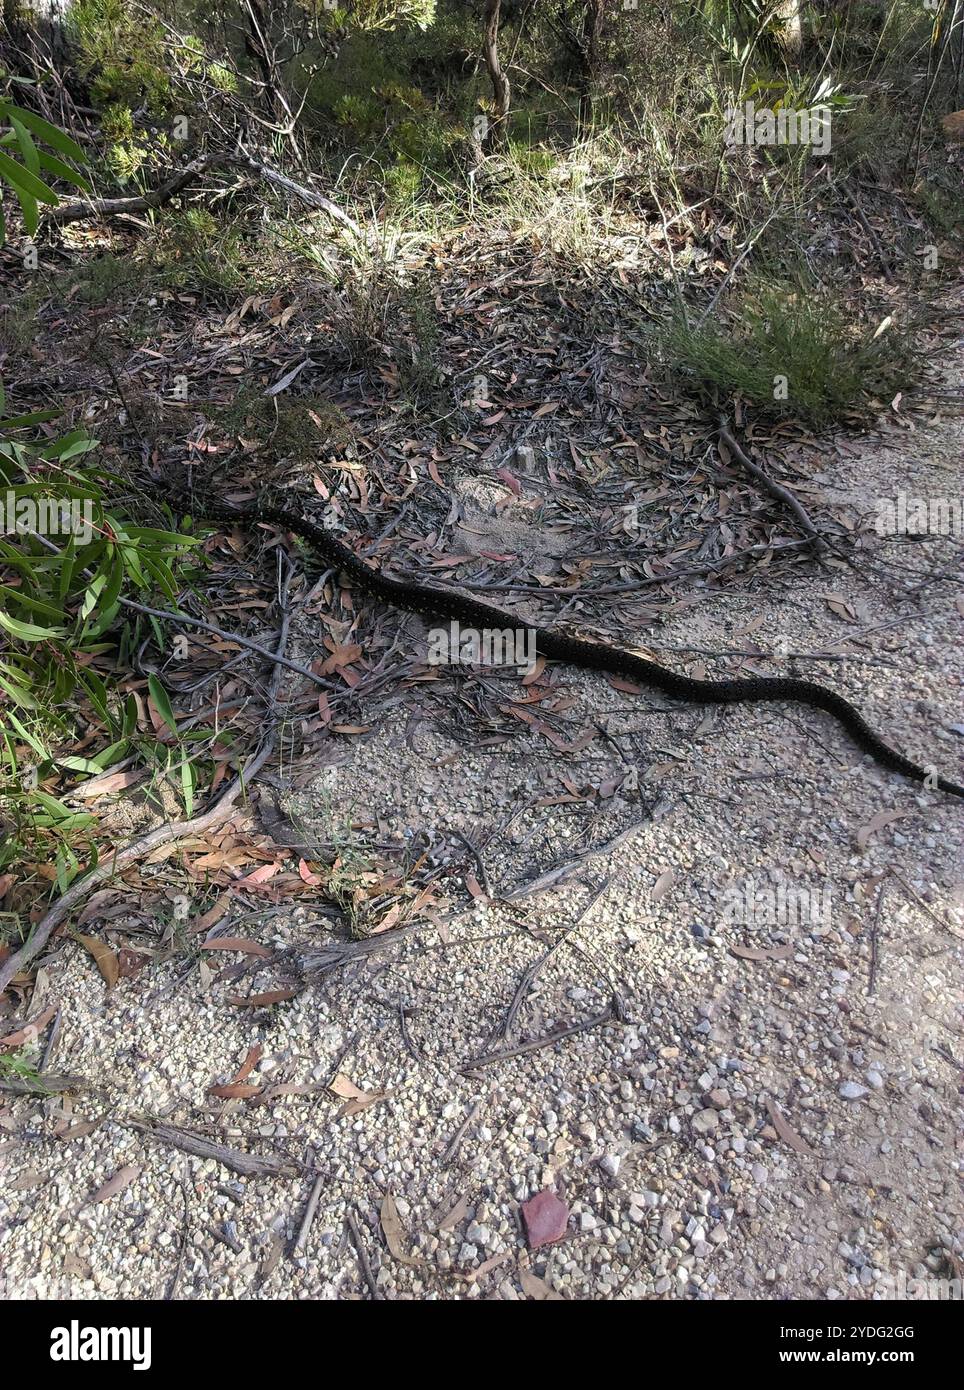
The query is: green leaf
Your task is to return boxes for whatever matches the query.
[180,758,195,817]
[0,147,59,204]
[0,583,66,620]
[8,115,40,176]
[0,665,39,709]
[148,674,178,735]
[5,171,38,237]
[0,610,64,641]
[36,149,92,193]
[7,105,88,166]
[0,408,60,430]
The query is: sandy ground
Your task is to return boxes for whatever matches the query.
[1,378,962,1302]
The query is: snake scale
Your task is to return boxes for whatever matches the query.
[186,497,964,800]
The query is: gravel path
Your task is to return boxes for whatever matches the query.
[2,386,961,1302]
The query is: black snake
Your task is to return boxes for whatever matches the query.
[185,497,964,800]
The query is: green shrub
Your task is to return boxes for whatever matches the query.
[0,398,201,889]
[144,208,246,297]
[659,277,914,425]
[69,0,172,110]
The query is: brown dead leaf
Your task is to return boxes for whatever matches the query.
[519,1269,565,1300]
[74,768,144,798]
[856,809,908,852]
[329,1073,391,1118]
[80,1163,140,1210]
[651,868,675,902]
[765,1098,814,1157]
[380,1195,424,1266]
[227,988,298,1008]
[200,937,272,958]
[190,891,234,934]
[298,859,324,887]
[73,932,119,989]
[0,1003,58,1049]
[821,593,857,622]
[55,1119,101,1142]
[606,674,645,695]
[730,943,794,961]
[436,1194,470,1232]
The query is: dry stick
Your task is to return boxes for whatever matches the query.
[227,153,364,238]
[464,1002,616,1071]
[0,571,295,995]
[45,151,362,238]
[695,207,780,329]
[717,417,827,550]
[888,868,963,939]
[440,1101,482,1166]
[347,1210,382,1301]
[292,1173,325,1257]
[502,876,612,1043]
[843,180,895,284]
[45,154,221,225]
[867,880,885,996]
[118,594,336,693]
[462,538,813,596]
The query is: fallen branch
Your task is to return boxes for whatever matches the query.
[27,528,337,695]
[125,1117,300,1178]
[0,1070,89,1096]
[45,154,221,225]
[118,594,337,694]
[463,1000,617,1071]
[718,417,826,550]
[45,150,363,239]
[227,153,364,237]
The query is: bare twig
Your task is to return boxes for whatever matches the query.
[347,1210,382,1300]
[292,1173,325,1256]
[46,155,220,225]
[868,881,885,996]
[718,417,827,549]
[25,528,336,695]
[45,150,363,239]
[228,152,364,237]
[465,999,617,1071]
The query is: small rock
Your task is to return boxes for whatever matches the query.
[521,1189,569,1250]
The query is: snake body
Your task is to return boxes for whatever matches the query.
[192,499,964,800]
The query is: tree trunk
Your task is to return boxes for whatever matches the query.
[771,0,803,59]
[578,0,605,131]
[481,0,510,150]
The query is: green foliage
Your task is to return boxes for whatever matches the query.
[69,0,173,110]
[144,208,246,297]
[913,173,964,245]
[0,87,90,240]
[0,1049,49,1093]
[659,277,914,426]
[0,394,200,884]
[213,387,350,457]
